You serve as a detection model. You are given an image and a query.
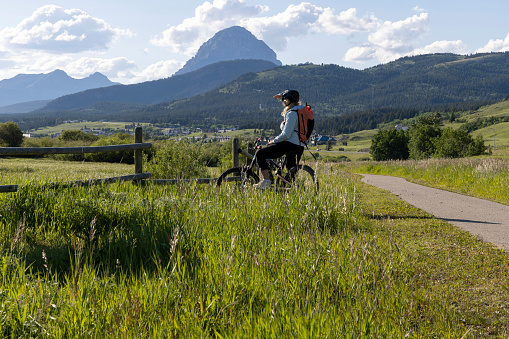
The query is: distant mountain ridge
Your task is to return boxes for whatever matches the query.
[3,49,508,135]
[38,59,279,112]
[175,26,282,75]
[15,52,508,135]
[0,70,117,109]
[0,100,50,114]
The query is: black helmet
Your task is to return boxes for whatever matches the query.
[279,89,299,103]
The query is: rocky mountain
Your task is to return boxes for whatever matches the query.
[0,70,117,109]
[175,26,282,75]
[33,26,282,112]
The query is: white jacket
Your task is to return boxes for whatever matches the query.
[273,105,304,146]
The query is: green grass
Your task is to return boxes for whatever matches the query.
[473,122,509,153]
[0,158,133,185]
[30,121,140,135]
[341,129,377,152]
[459,99,509,122]
[0,158,508,337]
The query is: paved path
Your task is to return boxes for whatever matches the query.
[360,174,509,251]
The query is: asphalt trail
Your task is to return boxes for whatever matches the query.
[360,174,509,251]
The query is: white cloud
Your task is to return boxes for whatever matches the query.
[65,57,136,79]
[344,13,472,64]
[126,60,184,84]
[412,5,427,12]
[66,57,183,84]
[344,46,376,62]
[152,1,382,54]
[313,7,380,35]
[345,12,433,63]
[151,0,268,55]
[0,44,180,84]
[413,40,469,55]
[244,3,324,50]
[476,33,509,53]
[369,13,429,52]
[0,50,139,83]
[0,5,131,53]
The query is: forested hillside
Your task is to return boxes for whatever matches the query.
[4,52,509,134]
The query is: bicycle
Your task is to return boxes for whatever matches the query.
[216,138,319,191]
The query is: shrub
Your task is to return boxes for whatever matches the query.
[85,133,135,164]
[408,124,441,159]
[59,130,99,142]
[370,129,409,161]
[145,139,209,179]
[0,122,24,147]
[433,128,486,158]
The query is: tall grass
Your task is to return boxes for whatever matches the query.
[0,160,475,337]
[0,158,133,185]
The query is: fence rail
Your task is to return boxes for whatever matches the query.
[0,135,255,192]
[0,143,152,156]
[0,127,152,193]
[0,173,152,193]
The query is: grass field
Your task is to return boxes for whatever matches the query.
[0,157,508,337]
[30,121,138,135]
[0,158,133,185]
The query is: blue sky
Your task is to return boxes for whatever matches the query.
[1,0,508,84]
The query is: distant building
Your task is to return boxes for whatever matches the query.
[395,124,409,131]
[313,135,337,145]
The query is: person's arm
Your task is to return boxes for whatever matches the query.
[273,110,298,143]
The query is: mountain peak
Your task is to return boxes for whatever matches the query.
[49,69,67,75]
[0,70,117,108]
[175,26,281,75]
[86,72,109,80]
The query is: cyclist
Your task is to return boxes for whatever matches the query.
[253,89,305,189]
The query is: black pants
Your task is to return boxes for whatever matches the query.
[256,141,304,171]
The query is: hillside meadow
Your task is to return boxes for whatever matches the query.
[0,157,508,337]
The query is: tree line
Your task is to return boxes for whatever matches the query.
[370,113,486,161]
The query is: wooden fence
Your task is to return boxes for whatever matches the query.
[0,134,255,192]
[0,127,152,193]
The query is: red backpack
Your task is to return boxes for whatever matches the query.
[292,104,314,144]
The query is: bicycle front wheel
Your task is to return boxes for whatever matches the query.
[216,167,260,188]
[277,165,318,192]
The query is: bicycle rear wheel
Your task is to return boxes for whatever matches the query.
[216,167,260,188]
[277,164,318,192]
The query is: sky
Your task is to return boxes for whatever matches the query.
[0,0,508,84]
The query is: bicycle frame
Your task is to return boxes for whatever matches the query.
[218,138,318,191]
[240,139,293,186]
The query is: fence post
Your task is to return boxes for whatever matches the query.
[246,142,254,166]
[135,127,143,174]
[232,138,239,167]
